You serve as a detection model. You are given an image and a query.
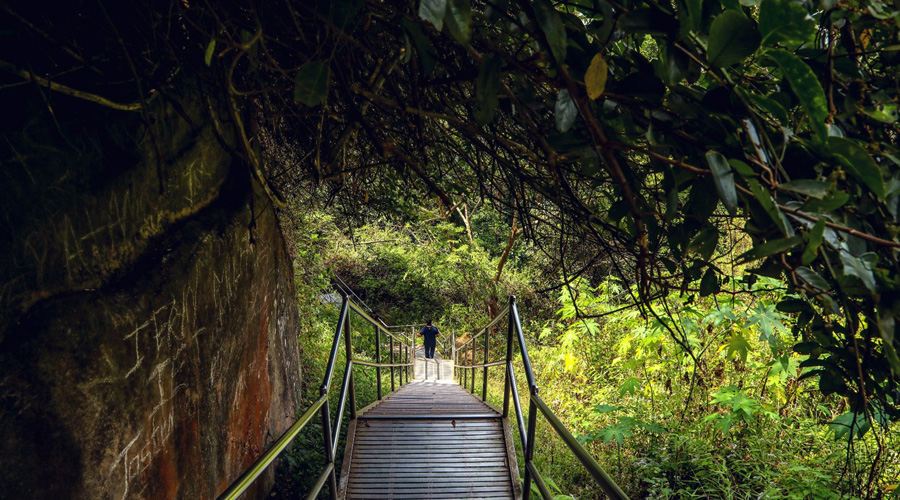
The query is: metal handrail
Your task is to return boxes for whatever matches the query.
[216,293,416,500]
[453,296,630,500]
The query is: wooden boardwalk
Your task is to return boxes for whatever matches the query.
[338,381,519,499]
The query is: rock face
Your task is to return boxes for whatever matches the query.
[0,85,301,498]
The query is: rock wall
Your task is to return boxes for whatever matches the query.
[0,83,302,498]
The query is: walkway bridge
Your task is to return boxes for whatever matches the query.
[217,296,629,500]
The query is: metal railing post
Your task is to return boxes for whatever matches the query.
[462,341,467,388]
[470,341,476,393]
[390,335,395,392]
[375,324,382,400]
[482,321,489,401]
[523,395,538,500]
[451,331,456,382]
[502,298,514,418]
[319,388,338,500]
[344,310,356,419]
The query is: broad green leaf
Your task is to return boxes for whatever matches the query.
[776,298,812,313]
[861,103,899,124]
[419,0,447,30]
[738,236,802,262]
[533,0,567,64]
[747,92,789,126]
[445,0,472,45]
[759,0,815,46]
[725,332,750,363]
[707,10,761,68]
[555,89,578,132]
[402,18,437,74]
[801,219,825,265]
[597,422,632,446]
[829,412,869,441]
[767,49,828,143]
[579,318,600,336]
[878,312,900,376]
[729,159,755,177]
[689,227,719,260]
[802,190,850,212]
[585,53,608,100]
[747,178,793,236]
[780,179,830,199]
[294,61,330,106]
[619,377,641,396]
[746,304,787,350]
[796,267,829,290]
[840,251,876,293]
[699,268,718,296]
[474,54,501,125]
[682,0,703,35]
[661,42,690,85]
[204,39,216,66]
[593,403,621,414]
[706,150,737,215]
[827,137,886,200]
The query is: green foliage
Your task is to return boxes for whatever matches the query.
[519,275,899,499]
[293,61,330,107]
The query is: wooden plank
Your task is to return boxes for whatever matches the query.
[343,381,514,500]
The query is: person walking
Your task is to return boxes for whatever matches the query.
[418,319,440,359]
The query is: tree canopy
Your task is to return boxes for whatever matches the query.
[3,0,899,446]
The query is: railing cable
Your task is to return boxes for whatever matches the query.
[216,292,416,500]
[454,296,630,500]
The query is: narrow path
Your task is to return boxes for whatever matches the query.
[339,382,517,499]
[412,346,453,383]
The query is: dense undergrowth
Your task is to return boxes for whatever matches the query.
[275,205,898,499]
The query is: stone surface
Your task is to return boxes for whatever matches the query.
[0,85,301,498]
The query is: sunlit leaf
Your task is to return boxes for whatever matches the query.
[747,178,793,236]
[801,219,825,265]
[204,39,216,66]
[767,49,828,143]
[827,137,886,200]
[585,53,608,100]
[619,376,641,396]
[759,0,815,46]
[593,403,621,414]
[706,150,737,214]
